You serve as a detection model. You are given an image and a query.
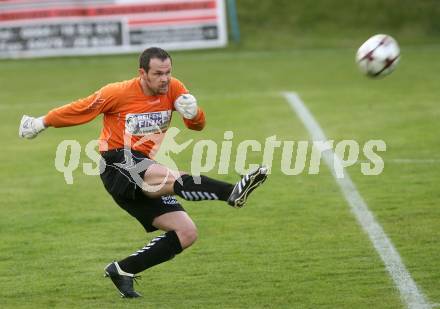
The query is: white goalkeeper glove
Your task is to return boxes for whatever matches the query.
[174,94,198,120]
[19,115,46,139]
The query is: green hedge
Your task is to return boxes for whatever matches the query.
[234,0,440,48]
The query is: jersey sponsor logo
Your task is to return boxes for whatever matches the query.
[125,111,171,135]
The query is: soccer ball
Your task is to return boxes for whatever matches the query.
[356,34,400,78]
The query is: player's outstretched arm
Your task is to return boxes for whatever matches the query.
[19,86,115,139]
[174,94,205,131]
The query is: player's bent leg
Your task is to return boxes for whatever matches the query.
[104,195,190,298]
[116,227,184,275]
[152,211,198,249]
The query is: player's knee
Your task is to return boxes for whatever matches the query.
[142,189,160,199]
[176,225,198,249]
[142,185,173,199]
[142,179,176,198]
[142,164,179,198]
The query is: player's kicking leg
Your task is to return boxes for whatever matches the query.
[172,165,268,208]
[142,164,268,208]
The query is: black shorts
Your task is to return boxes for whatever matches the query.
[100,149,185,232]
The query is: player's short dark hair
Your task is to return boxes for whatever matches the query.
[139,47,172,72]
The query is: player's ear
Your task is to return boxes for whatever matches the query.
[138,68,147,77]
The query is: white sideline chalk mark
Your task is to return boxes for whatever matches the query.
[199,91,280,100]
[357,159,440,165]
[283,91,431,309]
[387,159,440,164]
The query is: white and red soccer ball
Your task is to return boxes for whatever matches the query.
[356,34,400,78]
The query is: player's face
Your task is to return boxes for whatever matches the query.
[140,58,172,95]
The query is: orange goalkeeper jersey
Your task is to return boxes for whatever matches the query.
[44,77,205,157]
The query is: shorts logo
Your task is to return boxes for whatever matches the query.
[161,195,179,205]
[125,111,171,136]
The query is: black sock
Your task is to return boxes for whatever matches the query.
[118,231,183,274]
[173,174,234,201]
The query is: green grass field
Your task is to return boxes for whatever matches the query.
[1,45,439,308]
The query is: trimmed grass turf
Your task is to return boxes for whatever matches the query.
[1,46,439,308]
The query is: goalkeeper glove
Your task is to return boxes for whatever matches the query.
[19,115,46,139]
[174,94,198,119]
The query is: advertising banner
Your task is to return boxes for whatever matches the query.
[0,0,227,58]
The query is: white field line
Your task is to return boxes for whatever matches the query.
[385,159,440,164]
[283,91,431,309]
[199,91,281,100]
[358,159,440,165]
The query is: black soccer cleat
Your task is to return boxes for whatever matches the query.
[227,166,268,208]
[104,261,142,298]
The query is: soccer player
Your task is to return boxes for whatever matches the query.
[18,47,268,298]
